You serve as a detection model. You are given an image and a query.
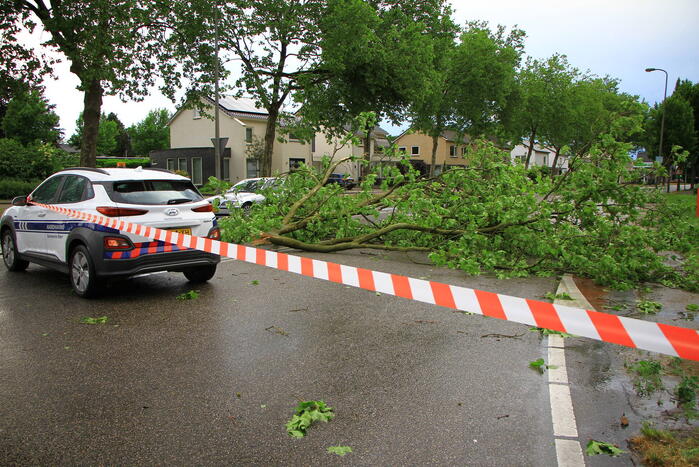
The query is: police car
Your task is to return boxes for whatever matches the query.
[1,167,220,297]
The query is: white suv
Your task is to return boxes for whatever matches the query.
[1,167,220,297]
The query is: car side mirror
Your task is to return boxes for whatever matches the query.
[11,196,28,207]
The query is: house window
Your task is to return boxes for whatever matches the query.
[246,158,259,178]
[166,158,176,172]
[289,158,305,171]
[411,146,420,156]
[461,147,467,156]
[311,136,316,152]
[543,155,548,166]
[192,157,203,185]
[223,158,230,181]
[192,107,201,119]
[245,128,253,143]
[178,158,187,173]
[398,146,406,154]
[449,145,456,158]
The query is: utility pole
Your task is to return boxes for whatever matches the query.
[213,3,222,180]
[645,67,668,192]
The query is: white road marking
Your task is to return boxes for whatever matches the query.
[548,275,586,467]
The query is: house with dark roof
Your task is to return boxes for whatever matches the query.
[152,96,389,185]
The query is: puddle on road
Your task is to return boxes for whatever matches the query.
[567,277,699,439]
[572,276,608,311]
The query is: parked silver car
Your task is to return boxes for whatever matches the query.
[206,177,279,215]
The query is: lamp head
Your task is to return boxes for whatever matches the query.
[645,68,657,72]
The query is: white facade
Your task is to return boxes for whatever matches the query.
[510,142,569,171]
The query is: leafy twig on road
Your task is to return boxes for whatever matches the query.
[286,400,334,438]
[80,316,108,324]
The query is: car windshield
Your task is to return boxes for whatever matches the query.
[108,180,203,205]
[231,180,260,193]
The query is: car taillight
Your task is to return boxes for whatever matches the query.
[207,227,221,240]
[96,207,148,217]
[192,203,213,213]
[103,236,133,250]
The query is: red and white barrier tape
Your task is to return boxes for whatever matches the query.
[36,203,699,361]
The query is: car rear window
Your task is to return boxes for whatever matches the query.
[107,180,203,205]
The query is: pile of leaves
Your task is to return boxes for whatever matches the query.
[285,400,334,438]
[219,133,698,292]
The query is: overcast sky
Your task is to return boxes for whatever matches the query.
[30,0,699,138]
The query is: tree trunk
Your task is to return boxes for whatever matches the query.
[261,106,279,177]
[360,122,372,181]
[524,128,536,169]
[80,78,103,167]
[429,134,439,177]
[550,147,561,179]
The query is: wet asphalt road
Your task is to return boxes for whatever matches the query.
[1,249,560,466]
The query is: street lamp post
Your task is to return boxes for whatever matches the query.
[645,67,668,191]
[213,3,222,180]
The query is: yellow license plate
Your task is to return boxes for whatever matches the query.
[167,227,192,235]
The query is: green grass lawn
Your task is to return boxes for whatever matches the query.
[663,191,699,228]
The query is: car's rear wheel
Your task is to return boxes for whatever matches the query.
[241,203,253,216]
[183,264,217,283]
[2,229,29,272]
[69,245,100,298]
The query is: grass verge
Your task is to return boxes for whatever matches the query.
[629,424,699,466]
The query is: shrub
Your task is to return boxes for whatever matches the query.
[0,178,40,199]
[0,138,71,181]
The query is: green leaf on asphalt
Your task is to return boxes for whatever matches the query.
[80,316,108,324]
[176,290,199,300]
[327,446,352,456]
[636,300,662,315]
[251,280,259,285]
[285,400,334,437]
[529,358,546,373]
[529,358,557,374]
[585,440,625,457]
[544,292,573,301]
[530,327,573,338]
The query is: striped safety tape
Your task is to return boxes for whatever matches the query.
[34,202,699,361]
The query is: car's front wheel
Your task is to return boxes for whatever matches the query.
[69,245,100,298]
[183,265,217,283]
[2,229,29,272]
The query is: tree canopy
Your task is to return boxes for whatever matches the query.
[2,88,60,145]
[2,0,214,167]
[128,108,171,156]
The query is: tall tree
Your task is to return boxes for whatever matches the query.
[216,0,327,177]
[105,112,130,157]
[207,0,449,176]
[0,2,53,132]
[3,1,213,167]
[407,21,524,177]
[69,113,118,156]
[450,22,524,140]
[2,87,60,145]
[672,79,699,186]
[128,108,171,156]
[511,54,570,169]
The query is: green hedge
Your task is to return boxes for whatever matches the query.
[95,157,151,168]
[0,178,40,199]
[58,156,151,169]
